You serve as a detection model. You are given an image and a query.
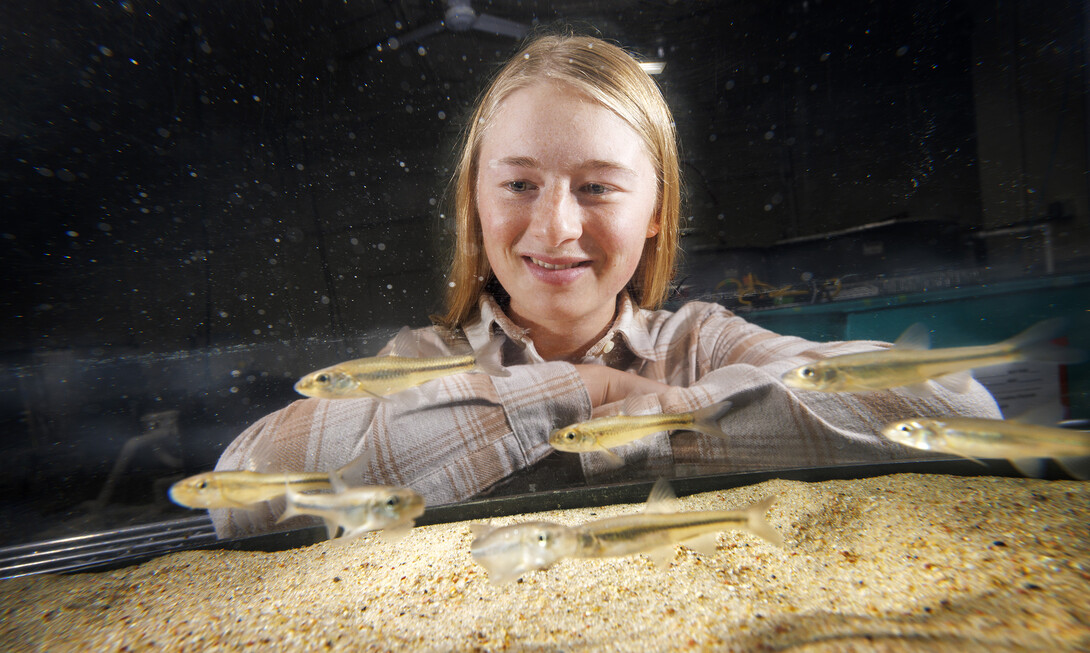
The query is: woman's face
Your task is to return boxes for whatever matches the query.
[476,82,659,332]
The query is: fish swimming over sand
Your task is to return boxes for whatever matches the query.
[168,470,333,509]
[549,400,733,459]
[470,479,782,584]
[881,415,1090,480]
[781,319,1084,395]
[468,521,580,585]
[294,331,509,399]
[277,477,425,540]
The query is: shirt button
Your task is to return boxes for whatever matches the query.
[603,340,615,354]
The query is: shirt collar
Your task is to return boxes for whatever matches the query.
[462,291,657,366]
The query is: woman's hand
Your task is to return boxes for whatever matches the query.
[574,364,672,408]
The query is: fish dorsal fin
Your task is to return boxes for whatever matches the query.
[619,394,644,417]
[643,478,678,514]
[932,370,974,394]
[1009,404,1065,426]
[388,326,418,356]
[893,323,931,350]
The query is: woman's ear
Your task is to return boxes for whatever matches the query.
[645,218,660,238]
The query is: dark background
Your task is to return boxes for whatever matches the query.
[2,0,1088,543]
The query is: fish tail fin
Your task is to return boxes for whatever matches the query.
[745,495,784,547]
[690,399,733,439]
[473,337,510,377]
[1007,318,1087,365]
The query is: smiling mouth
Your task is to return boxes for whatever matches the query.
[528,257,587,270]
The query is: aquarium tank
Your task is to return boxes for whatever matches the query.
[2,0,1087,576]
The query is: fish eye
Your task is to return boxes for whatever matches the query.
[316,373,329,384]
[537,532,550,545]
[197,480,208,490]
[800,367,815,378]
[898,424,912,433]
[386,496,400,508]
[564,431,576,441]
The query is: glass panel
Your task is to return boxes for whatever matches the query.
[3,0,1086,566]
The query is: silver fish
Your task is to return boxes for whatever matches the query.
[168,470,333,509]
[573,479,783,563]
[782,319,1084,395]
[277,478,425,540]
[470,479,782,584]
[549,400,733,457]
[881,415,1090,479]
[469,521,580,585]
[294,331,508,399]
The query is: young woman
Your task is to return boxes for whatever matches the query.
[211,34,1000,537]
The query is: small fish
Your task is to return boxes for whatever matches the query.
[549,399,734,460]
[573,479,783,564]
[782,319,1084,395]
[168,470,333,509]
[294,331,509,399]
[470,479,782,584]
[469,521,580,585]
[277,478,425,540]
[881,415,1090,480]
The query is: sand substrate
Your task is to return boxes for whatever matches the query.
[2,473,1088,652]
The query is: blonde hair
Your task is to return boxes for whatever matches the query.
[439,33,680,328]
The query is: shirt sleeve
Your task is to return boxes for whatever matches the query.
[210,360,590,538]
[578,303,1003,481]
[666,305,1003,473]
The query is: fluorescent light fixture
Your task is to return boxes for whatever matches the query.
[639,61,666,75]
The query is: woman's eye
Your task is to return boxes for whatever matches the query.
[583,182,610,195]
[505,180,532,192]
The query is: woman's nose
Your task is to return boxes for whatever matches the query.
[530,186,582,246]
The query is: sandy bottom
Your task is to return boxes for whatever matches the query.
[2,473,1088,652]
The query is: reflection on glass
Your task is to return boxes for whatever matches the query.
[2,1,1087,572]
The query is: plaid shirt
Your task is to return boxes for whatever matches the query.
[211,292,1001,537]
